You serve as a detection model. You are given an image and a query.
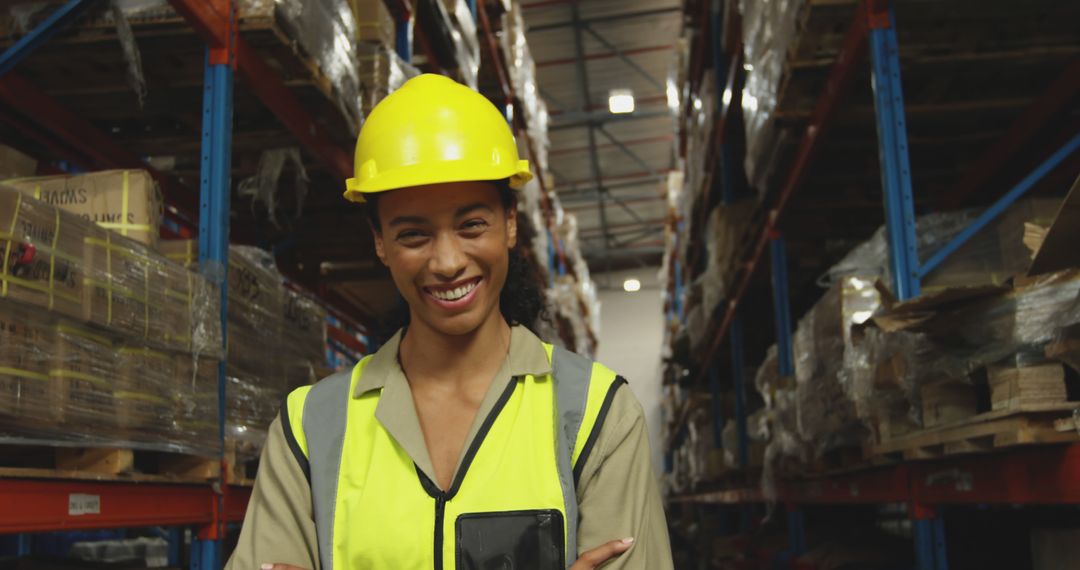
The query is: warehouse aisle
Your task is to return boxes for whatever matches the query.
[0,0,1079,568]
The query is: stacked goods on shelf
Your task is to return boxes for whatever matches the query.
[353,0,420,118]
[738,0,805,194]
[357,43,421,117]
[750,191,1080,480]
[548,209,600,357]
[501,0,550,174]
[0,145,37,179]
[4,0,368,135]
[0,184,223,456]
[158,241,327,459]
[414,0,481,89]
[3,169,162,248]
[486,1,596,356]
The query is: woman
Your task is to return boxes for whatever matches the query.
[226,74,673,570]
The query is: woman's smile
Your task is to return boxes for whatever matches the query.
[423,276,483,308]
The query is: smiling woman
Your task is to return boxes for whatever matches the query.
[364,181,547,340]
[224,74,674,570]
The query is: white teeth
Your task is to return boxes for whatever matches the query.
[431,281,476,302]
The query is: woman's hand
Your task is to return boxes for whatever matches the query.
[259,538,634,570]
[570,537,635,569]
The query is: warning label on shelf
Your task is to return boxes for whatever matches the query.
[68,494,101,516]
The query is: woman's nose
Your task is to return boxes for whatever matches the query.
[429,234,467,279]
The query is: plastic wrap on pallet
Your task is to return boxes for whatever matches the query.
[82,0,365,133]
[883,270,1080,381]
[754,345,809,500]
[792,282,871,458]
[358,42,421,119]
[225,374,280,460]
[500,1,549,172]
[264,0,362,133]
[824,199,1061,293]
[0,297,221,456]
[738,0,804,192]
[0,186,223,357]
[442,0,481,90]
[700,200,756,315]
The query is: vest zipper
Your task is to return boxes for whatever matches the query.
[414,379,519,570]
[434,493,446,570]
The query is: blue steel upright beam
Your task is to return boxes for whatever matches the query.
[729,314,748,469]
[870,3,946,568]
[769,232,795,377]
[395,18,412,63]
[869,2,920,301]
[0,0,101,77]
[192,0,235,564]
[920,131,1080,278]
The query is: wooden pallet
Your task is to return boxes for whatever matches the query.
[0,442,221,484]
[866,403,1080,461]
[224,439,260,487]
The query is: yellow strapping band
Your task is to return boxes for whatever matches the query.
[0,366,49,382]
[98,223,153,232]
[50,369,110,388]
[48,207,60,311]
[57,323,112,346]
[0,274,81,304]
[115,391,169,405]
[2,193,22,297]
[121,170,130,238]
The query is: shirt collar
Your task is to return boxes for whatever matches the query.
[352,324,553,398]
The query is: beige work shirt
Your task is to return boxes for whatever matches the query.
[225,325,673,569]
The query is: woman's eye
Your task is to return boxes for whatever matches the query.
[462,220,488,231]
[396,230,427,243]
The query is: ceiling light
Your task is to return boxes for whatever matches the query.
[623,278,641,293]
[608,89,635,114]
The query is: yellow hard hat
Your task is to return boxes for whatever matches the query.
[344,74,533,202]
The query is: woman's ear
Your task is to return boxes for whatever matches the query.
[370,221,388,266]
[505,205,518,249]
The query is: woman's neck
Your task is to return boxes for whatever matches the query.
[398,311,512,386]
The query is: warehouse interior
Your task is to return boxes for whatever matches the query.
[0,0,1079,568]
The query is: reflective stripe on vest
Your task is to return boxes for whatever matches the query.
[283,344,625,570]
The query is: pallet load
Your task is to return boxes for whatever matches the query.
[749,187,1080,480]
[158,241,327,462]
[0,184,224,479]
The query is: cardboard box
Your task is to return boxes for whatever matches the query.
[0,145,37,179]
[2,170,160,246]
[174,355,221,452]
[0,302,58,424]
[116,346,176,433]
[283,287,328,362]
[52,324,116,428]
[352,0,394,45]
[988,362,1067,411]
[157,238,198,269]
[82,227,151,339]
[920,380,976,428]
[0,188,88,322]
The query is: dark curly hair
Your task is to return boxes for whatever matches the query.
[365,181,547,343]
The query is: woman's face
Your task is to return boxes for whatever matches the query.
[372,181,517,336]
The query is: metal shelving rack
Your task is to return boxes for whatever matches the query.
[666,1,1080,569]
[0,0,570,566]
[0,0,392,565]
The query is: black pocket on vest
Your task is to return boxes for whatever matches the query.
[456,509,565,570]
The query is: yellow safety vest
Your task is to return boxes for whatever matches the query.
[281,343,625,570]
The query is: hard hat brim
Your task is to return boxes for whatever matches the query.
[343,159,533,203]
